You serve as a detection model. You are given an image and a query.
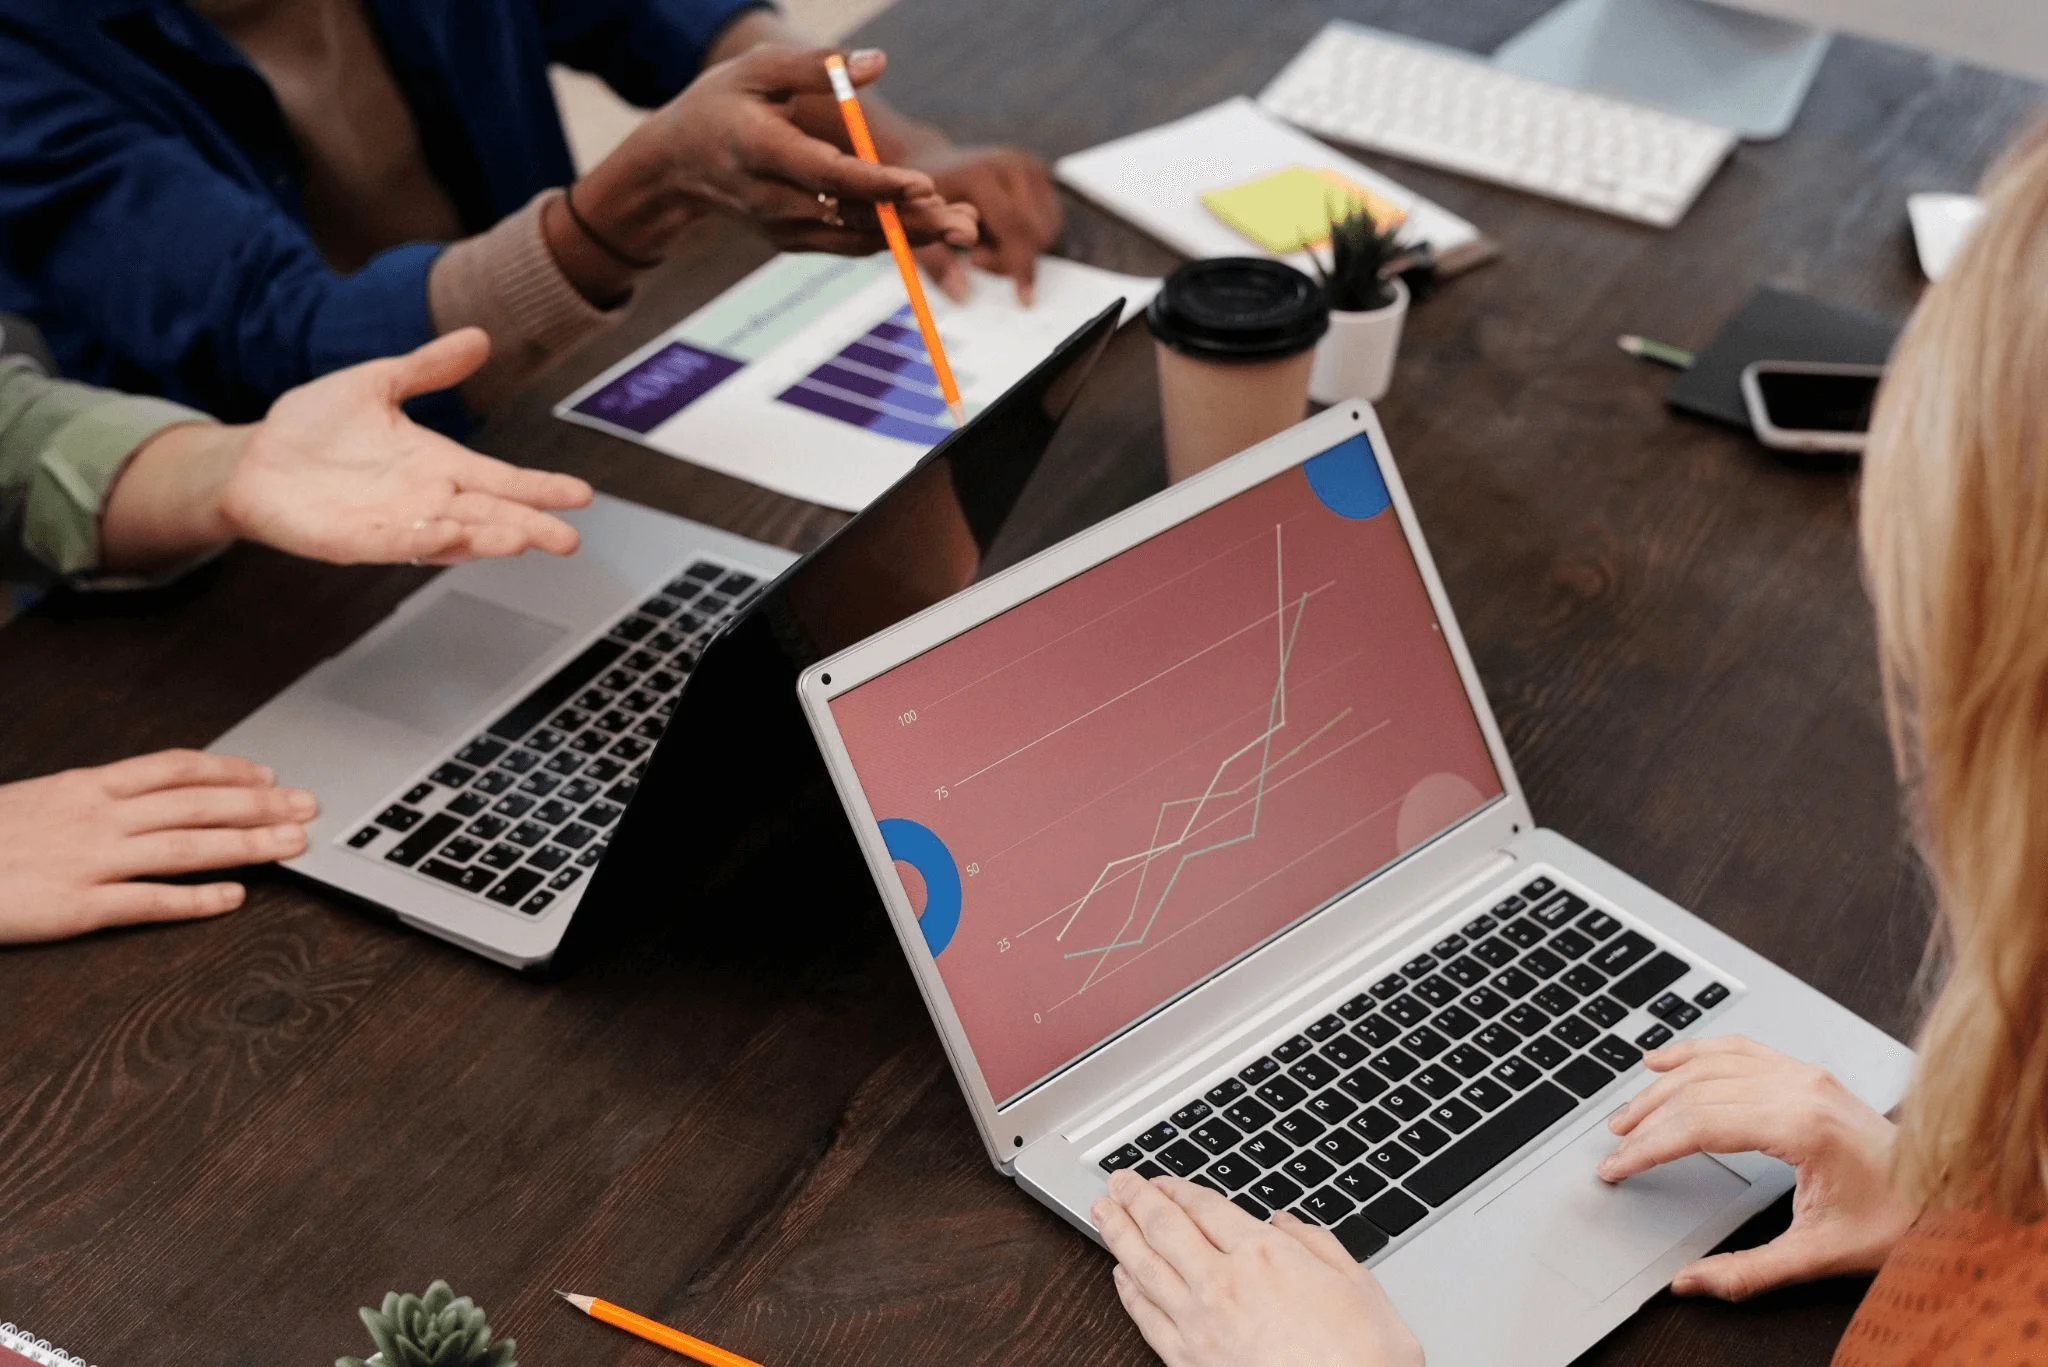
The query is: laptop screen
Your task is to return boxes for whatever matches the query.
[827,432,1507,1105]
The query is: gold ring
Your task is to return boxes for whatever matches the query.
[817,192,845,228]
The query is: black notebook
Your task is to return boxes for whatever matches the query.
[1667,284,1901,431]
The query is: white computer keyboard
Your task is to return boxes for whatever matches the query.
[1259,22,1738,229]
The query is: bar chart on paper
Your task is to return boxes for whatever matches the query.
[555,253,1156,511]
[829,438,1505,1100]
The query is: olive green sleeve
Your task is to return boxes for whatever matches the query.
[0,357,216,577]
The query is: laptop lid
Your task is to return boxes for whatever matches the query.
[562,301,1126,965]
[796,405,1533,1162]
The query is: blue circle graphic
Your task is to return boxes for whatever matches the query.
[1303,433,1391,520]
[879,817,963,957]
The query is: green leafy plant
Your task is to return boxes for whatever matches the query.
[1309,196,1405,313]
[337,1281,516,1367]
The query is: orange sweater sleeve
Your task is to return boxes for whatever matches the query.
[1835,1209,2048,1366]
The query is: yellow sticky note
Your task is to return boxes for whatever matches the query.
[1201,166,1408,254]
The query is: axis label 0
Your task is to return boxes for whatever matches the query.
[880,817,964,956]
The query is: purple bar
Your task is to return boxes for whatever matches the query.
[842,340,934,381]
[573,342,743,435]
[778,382,879,428]
[810,363,950,417]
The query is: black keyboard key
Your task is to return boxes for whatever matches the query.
[1491,966,1538,998]
[1400,1027,1448,1060]
[1432,1006,1480,1040]
[1239,1056,1281,1085]
[1273,1110,1326,1146]
[1411,1066,1459,1100]
[1461,987,1510,1019]
[1383,995,1429,1027]
[347,825,381,849]
[1306,1091,1357,1126]
[605,780,638,806]
[1471,938,1517,968]
[594,710,632,735]
[1412,975,1457,1009]
[575,844,604,867]
[548,867,584,892]
[430,762,475,788]
[1460,1076,1512,1112]
[1353,1014,1399,1048]
[1561,964,1608,996]
[1100,1144,1144,1173]
[1157,1140,1207,1176]
[1379,1086,1429,1122]
[570,731,608,755]
[1474,1024,1520,1058]
[1694,981,1730,1009]
[1612,951,1691,1008]
[1401,953,1438,977]
[526,729,565,753]
[1289,1054,1340,1089]
[1665,1000,1702,1028]
[1550,927,1594,960]
[1550,1015,1598,1050]
[1334,1163,1387,1203]
[1249,1173,1304,1211]
[516,772,560,797]
[1333,1213,1389,1260]
[1521,947,1567,980]
[1430,1098,1481,1134]
[1240,1132,1292,1167]
[1171,1100,1214,1129]
[1322,1034,1370,1069]
[1223,1098,1275,1131]
[1492,1057,1542,1090]
[534,799,575,826]
[1304,1013,1347,1042]
[455,737,507,767]
[1591,1035,1643,1071]
[1581,995,1627,1028]
[1365,1188,1429,1235]
[1649,992,1686,1021]
[1503,1004,1550,1037]
[545,752,586,777]
[1272,1034,1314,1063]
[1500,920,1544,950]
[492,794,534,819]
[507,821,549,848]
[1520,876,1556,901]
[1590,929,1655,977]
[418,858,497,893]
[1430,932,1469,959]
[631,716,665,742]
[1338,1068,1388,1105]
[486,639,627,743]
[1579,909,1623,940]
[1256,1077,1308,1110]
[1231,1192,1270,1221]
[1283,1152,1336,1188]
[1369,973,1408,1000]
[375,804,423,833]
[1555,1055,1615,1098]
[1300,1186,1357,1226]
[1136,1122,1179,1151]
[1316,1128,1369,1166]
[1207,1153,1260,1190]
[1189,1119,1242,1155]
[1367,1144,1419,1180]
[1522,1036,1570,1070]
[1635,1023,1674,1050]
[485,867,544,907]
[556,822,597,849]
[1369,1048,1419,1082]
[1351,1107,1398,1143]
[446,791,487,817]
[468,813,509,841]
[1461,913,1500,939]
[1406,1081,1575,1207]
[1442,1044,1491,1079]
[1337,993,1376,1021]
[1442,956,1488,988]
[1534,982,1580,1015]
[561,778,602,805]
[1529,891,1588,929]
[384,813,461,867]
[1491,894,1527,919]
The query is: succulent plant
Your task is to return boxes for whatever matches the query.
[1309,196,1407,313]
[337,1281,516,1367]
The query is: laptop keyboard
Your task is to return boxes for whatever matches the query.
[1094,874,1739,1262]
[338,557,764,916]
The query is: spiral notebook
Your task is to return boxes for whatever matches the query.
[0,1323,98,1367]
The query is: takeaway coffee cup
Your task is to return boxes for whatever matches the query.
[1147,257,1329,482]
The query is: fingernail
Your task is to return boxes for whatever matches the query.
[288,790,318,818]
[1090,1198,1111,1224]
[1109,1169,1137,1196]
[849,47,883,65]
[275,824,306,850]
[1018,281,1037,307]
[258,765,276,785]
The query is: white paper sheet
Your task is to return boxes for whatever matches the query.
[554,253,1160,512]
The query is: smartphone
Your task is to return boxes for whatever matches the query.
[1740,360,1886,457]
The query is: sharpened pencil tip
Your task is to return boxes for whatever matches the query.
[947,399,967,427]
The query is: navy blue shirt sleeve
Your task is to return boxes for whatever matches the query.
[540,0,773,108]
[0,31,443,423]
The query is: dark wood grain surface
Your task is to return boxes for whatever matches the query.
[2,3,2041,1364]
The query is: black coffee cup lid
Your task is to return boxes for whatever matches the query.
[1146,257,1329,362]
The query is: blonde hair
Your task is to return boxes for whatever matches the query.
[1865,119,2048,1220]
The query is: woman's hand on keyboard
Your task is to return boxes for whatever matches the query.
[0,750,314,944]
[1599,1035,1914,1300]
[1093,1171,1422,1367]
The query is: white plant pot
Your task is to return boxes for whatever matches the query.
[1309,276,1408,405]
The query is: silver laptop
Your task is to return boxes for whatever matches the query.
[796,403,1913,1365]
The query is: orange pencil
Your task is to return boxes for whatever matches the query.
[556,1291,765,1367]
[823,52,966,427]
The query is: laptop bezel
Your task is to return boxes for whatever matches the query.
[796,403,1535,1165]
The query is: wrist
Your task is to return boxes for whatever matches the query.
[100,422,246,570]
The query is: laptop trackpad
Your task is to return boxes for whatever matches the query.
[318,591,567,738]
[1475,1117,1751,1302]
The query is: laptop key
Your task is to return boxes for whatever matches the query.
[1520,877,1556,901]
[1369,973,1407,999]
[1694,981,1730,1009]
[1206,1077,1248,1107]
[1249,1174,1304,1210]
[1099,1144,1144,1173]
[1500,920,1544,949]
[631,716,665,742]
[1591,1035,1644,1071]
[447,791,487,817]
[1353,1014,1399,1048]
[1442,1045,1491,1079]
[1612,951,1691,1008]
[1306,1091,1358,1126]
[1322,1034,1369,1069]
[548,867,584,892]
[1304,1013,1346,1042]
[544,752,585,777]
[1134,1161,1167,1179]
[1533,983,1579,1016]
[1550,927,1595,960]
[1460,987,1510,1019]
[1288,1054,1339,1089]
[480,843,522,870]
[1442,956,1487,988]
[1491,1057,1542,1090]
[1430,1099,1481,1134]
[1432,1006,1480,1040]
[1471,937,1517,968]
[1369,1048,1419,1082]
[1590,929,1655,977]
[1337,992,1376,1020]
[1412,975,1456,1009]
[1460,1076,1513,1112]
[1430,933,1468,959]
[1238,1056,1280,1085]
[570,731,607,755]
[1135,1122,1179,1151]
[507,821,549,848]
[1332,1213,1390,1260]
[1581,996,1627,1028]
[560,778,602,805]
[1350,1107,1398,1143]
[1170,1100,1213,1129]
[1273,1110,1326,1146]
[1189,1120,1242,1155]
[1338,1068,1388,1105]
[1474,1024,1520,1058]
[1561,964,1607,996]
[1405,1081,1575,1207]
[1491,966,1538,998]
[1301,1186,1357,1226]
[1272,1034,1314,1063]
[1367,1144,1420,1180]
[1256,1077,1308,1111]
[1461,912,1500,938]
[1555,1056,1615,1099]
[1635,1023,1674,1050]
[430,763,475,788]
[347,826,380,849]
[1530,892,1588,929]
[528,846,571,873]
[1411,1067,1459,1100]
[1521,1037,1570,1070]
[1401,953,1437,977]
[1239,1132,1292,1167]
[1231,1193,1270,1221]
[1223,1097,1274,1131]
[384,813,460,867]
[556,823,598,849]
[485,867,544,907]
[1379,1086,1429,1122]
[1383,995,1428,1027]
[375,804,423,833]
[1316,1128,1368,1166]
[1551,1016,1598,1050]
[516,772,559,797]
[419,858,495,893]
[1503,1004,1551,1036]
[1283,1152,1336,1187]
[1157,1140,1208,1176]
[1206,1153,1260,1190]
[534,799,576,826]
[455,737,507,767]
[1399,1027,1448,1060]
[1334,1162,1388,1203]
[467,813,509,840]
[1521,947,1567,980]
[492,794,534,818]
[1491,894,1527,919]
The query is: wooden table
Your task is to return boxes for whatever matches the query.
[2,3,2040,1363]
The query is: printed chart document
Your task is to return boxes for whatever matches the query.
[556,253,1160,512]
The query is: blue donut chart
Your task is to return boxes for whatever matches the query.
[1303,433,1392,520]
[878,817,963,957]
